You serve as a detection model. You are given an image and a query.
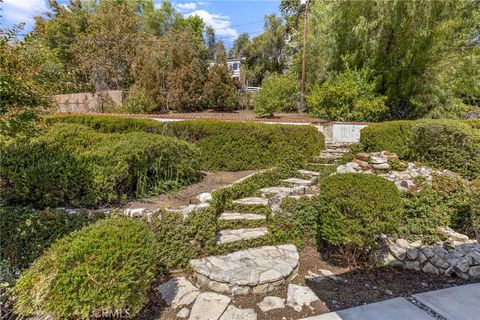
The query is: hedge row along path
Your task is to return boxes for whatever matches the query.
[54,110,371,125]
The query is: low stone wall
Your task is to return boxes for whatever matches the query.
[337,151,457,192]
[373,228,480,280]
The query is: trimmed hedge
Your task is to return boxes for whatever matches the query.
[317,173,403,256]
[359,120,414,158]
[360,119,480,178]
[45,115,325,171]
[0,207,104,270]
[14,218,158,319]
[0,123,201,208]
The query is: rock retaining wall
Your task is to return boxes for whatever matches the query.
[373,227,480,280]
[337,151,457,192]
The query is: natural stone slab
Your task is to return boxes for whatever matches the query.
[177,307,190,319]
[301,297,434,320]
[232,197,269,206]
[216,228,268,244]
[218,212,266,221]
[282,178,313,187]
[287,194,317,200]
[197,192,213,203]
[413,283,480,320]
[259,186,296,195]
[218,306,257,320]
[157,277,199,308]
[258,296,285,312]
[188,292,231,320]
[298,169,321,177]
[191,245,299,295]
[286,284,319,312]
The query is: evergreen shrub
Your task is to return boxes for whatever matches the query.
[14,219,159,319]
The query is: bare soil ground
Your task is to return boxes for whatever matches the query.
[125,170,258,210]
[136,245,479,320]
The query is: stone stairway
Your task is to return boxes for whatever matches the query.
[216,227,269,244]
[315,143,351,162]
[191,168,324,295]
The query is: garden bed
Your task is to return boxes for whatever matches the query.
[134,245,479,320]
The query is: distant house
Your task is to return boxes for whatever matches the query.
[226,58,242,81]
[210,57,260,92]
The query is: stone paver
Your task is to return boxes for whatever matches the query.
[259,186,296,195]
[218,306,257,320]
[218,212,266,221]
[286,284,320,312]
[298,169,321,177]
[232,197,269,206]
[282,178,314,187]
[413,283,480,320]
[190,245,299,295]
[157,277,199,308]
[258,296,286,312]
[301,298,434,320]
[188,292,231,320]
[216,227,268,244]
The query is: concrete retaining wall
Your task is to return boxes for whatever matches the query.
[54,90,123,113]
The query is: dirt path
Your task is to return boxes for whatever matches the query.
[125,170,258,210]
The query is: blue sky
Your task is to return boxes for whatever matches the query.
[0,0,281,46]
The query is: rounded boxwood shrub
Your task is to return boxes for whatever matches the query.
[0,123,202,208]
[360,120,414,158]
[317,173,403,256]
[14,218,159,319]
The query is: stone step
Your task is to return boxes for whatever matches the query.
[307,163,335,167]
[232,197,269,206]
[190,244,299,295]
[218,212,266,221]
[259,186,296,195]
[323,148,349,153]
[287,194,317,200]
[281,178,313,187]
[298,169,321,177]
[216,227,268,244]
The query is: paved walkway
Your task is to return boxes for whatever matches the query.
[302,283,480,320]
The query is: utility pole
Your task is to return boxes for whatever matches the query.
[299,0,309,112]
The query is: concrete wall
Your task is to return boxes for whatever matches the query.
[319,122,368,145]
[54,90,123,113]
[152,117,369,145]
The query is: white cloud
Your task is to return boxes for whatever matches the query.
[1,0,48,27]
[186,9,238,38]
[176,2,199,11]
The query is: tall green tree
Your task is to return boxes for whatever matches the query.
[0,25,50,137]
[203,41,239,111]
[230,32,250,58]
[72,1,140,92]
[243,14,288,86]
[307,0,480,118]
[132,29,208,112]
[205,26,216,61]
